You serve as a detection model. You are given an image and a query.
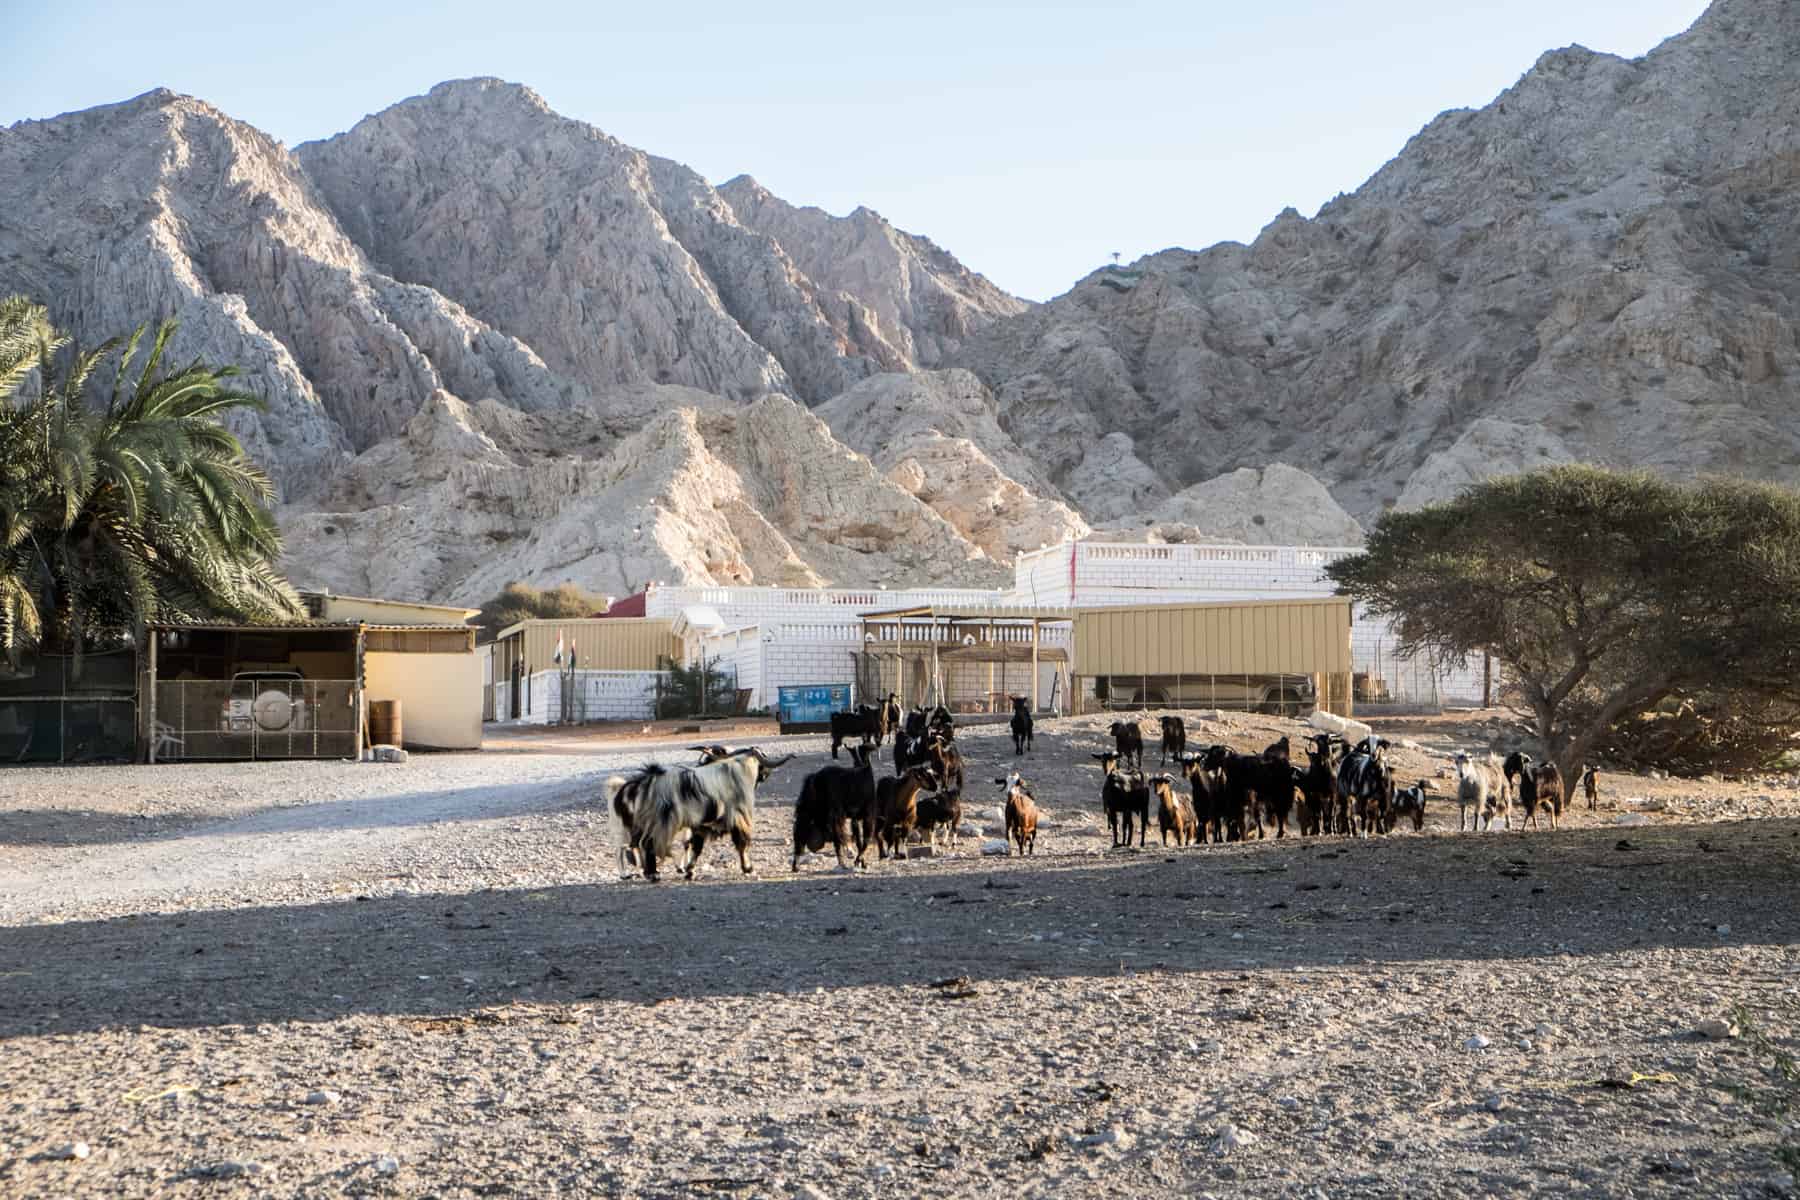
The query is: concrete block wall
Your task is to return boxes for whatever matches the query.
[521,669,665,723]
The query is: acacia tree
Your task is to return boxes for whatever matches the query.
[1328,466,1800,780]
[473,581,612,641]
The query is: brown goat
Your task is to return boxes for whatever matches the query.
[1518,762,1566,831]
[1580,764,1599,809]
[876,765,939,860]
[1151,773,1198,846]
[997,772,1040,856]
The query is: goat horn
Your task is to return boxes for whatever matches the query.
[751,750,794,768]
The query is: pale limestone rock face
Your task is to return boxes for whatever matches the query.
[1098,465,1365,545]
[718,176,1029,368]
[814,371,1090,560]
[296,79,1022,407]
[1060,433,1170,525]
[280,393,1007,604]
[953,0,1800,521]
[1396,419,1579,510]
[0,88,587,497]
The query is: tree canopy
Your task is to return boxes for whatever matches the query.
[0,297,299,664]
[474,581,610,641]
[1328,465,1800,777]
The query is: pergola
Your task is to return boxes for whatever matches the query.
[857,605,1073,713]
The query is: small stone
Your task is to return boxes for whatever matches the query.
[797,1185,832,1200]
[1075,1125,1135,1152]
[1695,1017,1740,1041]
[907,845,934,860]
[1763,1171,1795,1195]
[980,839,1009,856]
[204,1161,268,1179]
[1463,1035,1491,1051]
[47,1142,90,1161]
[1211,1124,1257,1155]
[1277,1096,1301,1111]
[373,1154,401,1176]
[303,1089,340,1106]
[1483,1093,1506,1112]
[1533,1022,1556,1039]
[1515,1037,1533,1051]
[1715,924,1732,937]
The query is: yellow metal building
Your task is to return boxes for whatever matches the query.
[1072,597,1355,715]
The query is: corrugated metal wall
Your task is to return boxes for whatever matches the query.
[1073,599,1351,676]
[504,619,680,672]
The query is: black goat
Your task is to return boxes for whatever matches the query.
[792,743,877,871]
[1159,715,1186,766]
[1094,751,1150,848]
[1010,695,1034,756]
[1502,751,1532,805]
[1108,720,1145,771]
[1336,747,1394,837]
[1179,752,1222,843]
[1390,778,1429,832]
[830,704,882,758]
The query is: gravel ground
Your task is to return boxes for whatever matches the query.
[2,711,1798,1198]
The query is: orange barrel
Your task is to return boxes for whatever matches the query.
[369,699,403,748]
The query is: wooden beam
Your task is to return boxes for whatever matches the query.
[145,629,158,764]
[1030,619,1041,713]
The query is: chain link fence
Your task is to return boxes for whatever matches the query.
[151,678,358,760]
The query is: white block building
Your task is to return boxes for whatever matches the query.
[638,539,1484,715]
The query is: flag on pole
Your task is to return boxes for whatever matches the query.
[552,633,565,667]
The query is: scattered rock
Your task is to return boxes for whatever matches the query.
[1483,1093,1506,1113]
[202,1161,269,1179]
[981,839,1010,856]
[1075,1126,1135,1153]
[1464,1035,1491,1051]
[1695,1017,1740,1041]
[1211,1125,1257,1155]
[45,1142,90,1161]
[303,1089,341,1106]
[373,1154,401,1176]
[907,845,935,860]
[1277,1096,1301,1111]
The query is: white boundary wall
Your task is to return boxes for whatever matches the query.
[507,668,666,724]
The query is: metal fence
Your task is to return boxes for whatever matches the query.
[152,678,358,760]
[0,648,138,764]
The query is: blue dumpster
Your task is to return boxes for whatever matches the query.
[777,684,851,734]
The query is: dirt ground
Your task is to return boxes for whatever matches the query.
[2,710,1798,1198]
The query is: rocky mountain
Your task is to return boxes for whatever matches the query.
[7,0,1792,604]
[951,0,1800,519]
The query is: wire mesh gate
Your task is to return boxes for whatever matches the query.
[152,679,358,760]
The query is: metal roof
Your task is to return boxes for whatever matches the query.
[859,604,1075,622]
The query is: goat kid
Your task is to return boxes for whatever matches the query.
[997,772,1040,855]
[875,764,940,861]
[1152,773,1198,846]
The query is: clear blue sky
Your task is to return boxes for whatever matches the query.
[7,0,1710,301]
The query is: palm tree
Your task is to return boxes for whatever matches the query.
[0,296,64,659]
[0,298,300,665]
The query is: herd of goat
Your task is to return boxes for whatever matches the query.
[602,702,1601,881]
